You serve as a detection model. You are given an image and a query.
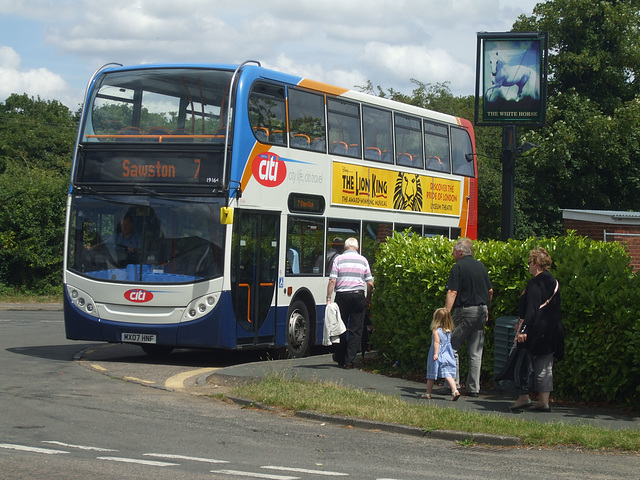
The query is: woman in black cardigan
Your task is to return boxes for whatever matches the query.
[511,247,564,412]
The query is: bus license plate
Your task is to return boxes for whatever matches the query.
[121,333,156,344]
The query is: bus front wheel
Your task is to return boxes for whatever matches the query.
[286,300,311,358]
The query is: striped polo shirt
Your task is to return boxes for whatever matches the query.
[329,250,373,293]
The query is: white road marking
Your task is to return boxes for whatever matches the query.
[144,452,228,463]
[262,465,348,476]
[42,441,117,452]
[97,456,179,466]
[0,443,68,455]
[211,469,300,479]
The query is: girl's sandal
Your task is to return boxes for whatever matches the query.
[452,390,461,401]
[420,393,431,399]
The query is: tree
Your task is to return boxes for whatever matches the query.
[515,0,640,115]
[0,95,77,294]
[510,0,640,237]
[0,94,77,175]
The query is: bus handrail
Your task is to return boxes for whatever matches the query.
[223,60,261,196]
[238,282,275,323]
[71,62,122,183]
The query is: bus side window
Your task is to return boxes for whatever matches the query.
[288,88,326,152]
[424,121,451,173]
[328,97,361,159]
[286,216,325,276]
[395,114,423,168]
[363,105,393,164]
[248,82,287,146]
[451,127,475,177]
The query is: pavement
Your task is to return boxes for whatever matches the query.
[5,303,638,445]
[207,351,639,446]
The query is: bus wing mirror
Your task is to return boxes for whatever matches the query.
[220,207,234,225]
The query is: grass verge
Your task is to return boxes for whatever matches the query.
[232,372,640,453]
[0,294,62,304]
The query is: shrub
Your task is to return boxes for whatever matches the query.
[371,233,640,407]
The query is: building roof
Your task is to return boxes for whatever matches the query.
[562,209,640,225]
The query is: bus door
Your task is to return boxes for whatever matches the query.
[231,210,279,347]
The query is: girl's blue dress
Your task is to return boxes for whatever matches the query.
[426,328,456,380]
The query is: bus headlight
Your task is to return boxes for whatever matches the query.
[182,292,220,322]
[67,285,99,317]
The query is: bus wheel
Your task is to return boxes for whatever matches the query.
[286,300,311,358]
[140,344,174,356]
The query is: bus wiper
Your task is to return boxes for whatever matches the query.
[74,185,96,194]
[133,186,158,196]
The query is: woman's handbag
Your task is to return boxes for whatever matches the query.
[495,344,534,394]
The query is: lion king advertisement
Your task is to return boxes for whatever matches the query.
[332,162,460,215]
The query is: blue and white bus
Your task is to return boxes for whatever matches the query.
[64,61,478,356]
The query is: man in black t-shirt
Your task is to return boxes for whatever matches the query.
[445,238,493,397]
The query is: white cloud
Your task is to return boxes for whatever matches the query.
[0,46,76,107]
[0,0,541,107]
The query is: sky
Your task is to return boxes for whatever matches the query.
[0,0,540,110]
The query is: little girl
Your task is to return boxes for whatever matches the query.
[421,308,460,401]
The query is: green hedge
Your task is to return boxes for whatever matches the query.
[370,233,640,408]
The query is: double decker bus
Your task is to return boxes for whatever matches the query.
[64,61,477,356]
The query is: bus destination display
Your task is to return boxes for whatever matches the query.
[76,150,223,185]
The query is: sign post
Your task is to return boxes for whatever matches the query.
[501,126,516,241]
[474,32,548,239]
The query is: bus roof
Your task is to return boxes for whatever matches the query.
[91,62,466,127]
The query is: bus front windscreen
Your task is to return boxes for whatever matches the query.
[67,195,225,284]
[82,67,234,144]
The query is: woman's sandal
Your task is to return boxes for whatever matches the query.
[452,390,461,401]
[510,399,532,411]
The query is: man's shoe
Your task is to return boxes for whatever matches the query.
[466,391,479,397]
[332,353,344,366]
[344,364,354,369]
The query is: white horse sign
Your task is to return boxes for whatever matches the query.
[475,33,548,126]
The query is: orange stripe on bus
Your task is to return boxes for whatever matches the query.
[298,79,349,96]
[240,144,272,192]
[458,178,470,236]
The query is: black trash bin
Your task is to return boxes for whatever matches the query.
[494,316,518,388]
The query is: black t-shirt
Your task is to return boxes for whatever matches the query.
[446,255,492,308]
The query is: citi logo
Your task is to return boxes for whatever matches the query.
[125,289,154,303]
[252,152,286,187]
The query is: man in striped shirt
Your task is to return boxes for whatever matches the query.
[326,237,374,368]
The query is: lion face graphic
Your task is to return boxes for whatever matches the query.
[393,173,423,211]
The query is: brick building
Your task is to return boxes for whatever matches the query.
[562,209,640,272]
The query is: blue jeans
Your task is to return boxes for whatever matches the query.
[451,305,487,393]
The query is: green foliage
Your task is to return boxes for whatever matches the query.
[0,93,77,175]
[370,233,453,369]
[0,94,75,295]
[515,0,640,114]
[0,162,67,294]
[371,234,640,407]
[507,0,640,238]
